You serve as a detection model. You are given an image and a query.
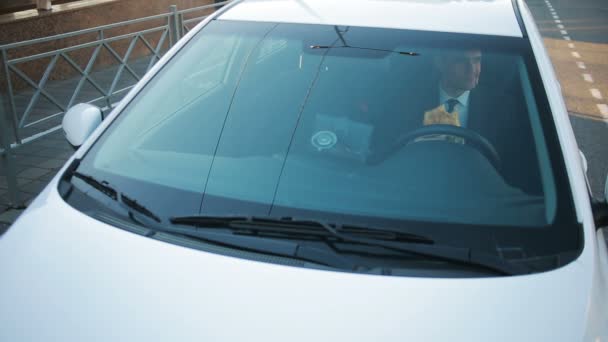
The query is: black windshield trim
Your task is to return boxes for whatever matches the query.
[61,21,581,275]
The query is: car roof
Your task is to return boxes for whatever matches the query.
[218,0,524,38]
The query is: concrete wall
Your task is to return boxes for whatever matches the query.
[0,0,216,91]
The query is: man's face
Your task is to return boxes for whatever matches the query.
[438,49,482,93]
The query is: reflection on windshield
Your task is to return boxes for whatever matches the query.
[87,20,548,225]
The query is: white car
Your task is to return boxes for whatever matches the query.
[1,0,607,341]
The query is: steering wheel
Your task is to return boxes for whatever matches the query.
[368,124,502,170]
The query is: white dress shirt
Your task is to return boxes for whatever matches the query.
[439,87,471,127]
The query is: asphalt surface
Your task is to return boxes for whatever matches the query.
[526,0,608,200]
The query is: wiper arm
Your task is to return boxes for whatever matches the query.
[174,230,358,270]
[317,222,529,276]
[121,193,161,223]
[170,215,529,276]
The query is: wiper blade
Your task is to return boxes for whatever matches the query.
[170,215,528,276]
[170,215,433,244]
[73,171,117,200]
[98,214,357,270]
[63,160,160,223]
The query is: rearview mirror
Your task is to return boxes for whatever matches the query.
[62,103,102,149]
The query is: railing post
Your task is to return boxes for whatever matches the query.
[2,49,21,145]
[0,49,20,207]
[168,5,180,47]
[0,96,21,209]
[98,29,113,109]
[37,0,52,11]
[178,12,185,39]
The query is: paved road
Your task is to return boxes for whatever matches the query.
[526,0,608,200]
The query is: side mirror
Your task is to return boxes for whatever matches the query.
[62,103,102,149]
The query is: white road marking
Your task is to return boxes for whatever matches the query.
[544,1,608,124]
[590,89,603,99]
[598,104,608,117]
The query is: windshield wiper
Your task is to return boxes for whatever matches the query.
[170,215,529,275]
[72,171,117,200]
[62,159,161,222]
[171,215,433,243]
[95,213,358,270]
[120,193,161,222]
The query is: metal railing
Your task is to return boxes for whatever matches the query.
[0,1,230,207]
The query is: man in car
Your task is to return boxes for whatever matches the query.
[372,48,542,194]
[422,49,482,127]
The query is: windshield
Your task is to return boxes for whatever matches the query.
[66,20,580,275]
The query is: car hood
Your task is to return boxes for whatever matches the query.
[0,184,603,342]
